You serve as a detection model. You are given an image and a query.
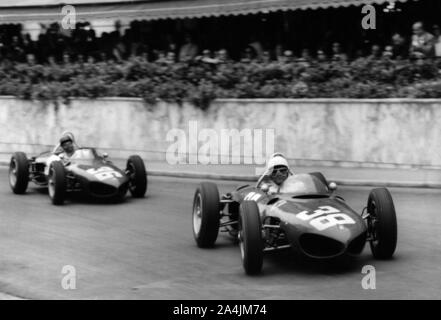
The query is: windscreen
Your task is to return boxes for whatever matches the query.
[279,174,329,195]
[69,149,96,161]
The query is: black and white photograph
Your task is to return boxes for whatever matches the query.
[0,0,440,307]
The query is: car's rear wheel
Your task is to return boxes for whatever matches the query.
[367,188,397,259]
[127,155,147,198]
[48,161,66,205]
[193,182,220,248]
[9,152,29,194]
[239,201,263,275]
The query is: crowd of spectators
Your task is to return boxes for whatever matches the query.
[0,20,441,108]
[1,20,441,65]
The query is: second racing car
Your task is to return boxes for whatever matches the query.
[9,147,147,205]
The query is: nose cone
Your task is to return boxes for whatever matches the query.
[318,220,365,245]
[271,198,367,258]
[71,164,129,197]
[94,175,126,188]
[74,164,129,186]
[291,226,367,259]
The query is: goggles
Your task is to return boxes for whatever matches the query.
[271,167,288,175]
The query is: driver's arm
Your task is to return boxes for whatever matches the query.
[258,175,279,194]
[52,143,63,154]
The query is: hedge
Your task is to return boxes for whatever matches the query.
[1,57,440,110]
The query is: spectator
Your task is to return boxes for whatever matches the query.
[331,42,348,62]
[215,49,230,63]
[179,34,198,62]
[165,41,178,59]
[298,48,312,61]
[155,50,167,64]
[383,46,394,60]
[278,50,293,64]
[76,54,85,65]
[354,49,364,60]
[274,44,283,62]
[86,55,95,65]
[391,33,408,59]
[247,35,264,61]
[297,48,312,67]
[26,53,36,66]
[165,51,176,64]
[0,34,5,60]
[197,49,218,64]
[107,20,127,62]
[110,20,123,40]
[84,22,97,58]
[62,53,71,65]
[22,34,35,57]
[368,44,382,60]
[47,55,57,66]
[240,46,256,63]
[9,35,26,62]
[260,51,271,63]
[316,49,328,62]
[112,34,127,62]
[410,21,435,59]
[433,25,441,58]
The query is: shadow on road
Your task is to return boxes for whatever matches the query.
[13,186,149,206]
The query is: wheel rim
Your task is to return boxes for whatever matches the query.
[368,200,379,247]
[48,169,55,199]
[9,159,17,187]
[127,162,136,192]
[238,217,244,260]
[193,193,202,236]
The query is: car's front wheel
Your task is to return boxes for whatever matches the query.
[48,161,66,205]
[367,188,397,259]
[9,152,29,194]
[127,155,147,198]
[239,201,264,275]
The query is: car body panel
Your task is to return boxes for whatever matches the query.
[30,148,130,198]
[227,174,367,258]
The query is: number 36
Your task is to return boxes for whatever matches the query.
[297,206,355,231]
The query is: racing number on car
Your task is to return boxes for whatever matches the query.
[244,192,261,202]
[297,206,355,231]
[87,167,123,181]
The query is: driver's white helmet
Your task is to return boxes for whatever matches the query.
[60,131,75,144]
[264,153,292,175]
[53,131,78,154]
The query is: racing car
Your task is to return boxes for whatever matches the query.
[9,148,147,205]
[192,172,397,275]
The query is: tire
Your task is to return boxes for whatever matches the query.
[309,172,328,186]
[192,182,220,248]
[9,152,29,194]
[127,155,147,198]
[239,201,264,275]
[48,161,66,205]
[367,188,397,259]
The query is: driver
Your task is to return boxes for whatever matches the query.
[52,132,78,155]
[44,132,79,176]
[259,153,293,194]
[58,134,77,158]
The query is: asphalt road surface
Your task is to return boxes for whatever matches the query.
[0,169,440,299]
